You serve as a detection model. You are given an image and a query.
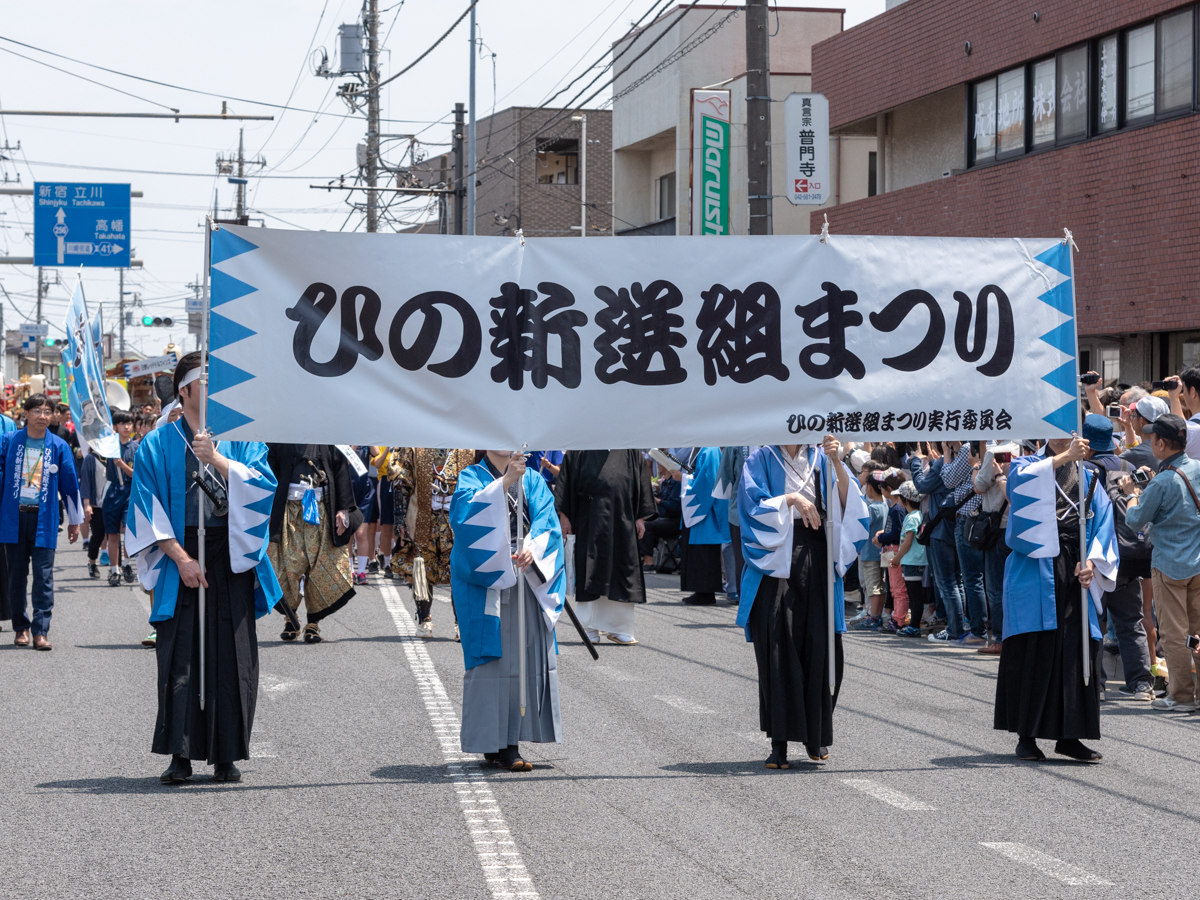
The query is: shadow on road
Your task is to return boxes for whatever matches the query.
[661,760,827,776]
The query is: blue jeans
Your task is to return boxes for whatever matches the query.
[954,517,988,637]
[928,536,965,638]
[6,509,57,636]
[983,539,1010,641]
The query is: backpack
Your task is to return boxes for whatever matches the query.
[1093,457,1152,561]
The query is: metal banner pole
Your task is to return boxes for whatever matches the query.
[198,219,212,710]
[517,445,527,718]
[1062,229,1090,687]
[825,458,837,697]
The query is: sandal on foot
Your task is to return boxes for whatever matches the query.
[280,625,301,642]
[302,623,323,644]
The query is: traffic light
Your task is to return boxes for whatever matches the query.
[44,338,65,348]
[140,316,175,327]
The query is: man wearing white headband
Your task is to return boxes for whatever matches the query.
[125,351,283,784]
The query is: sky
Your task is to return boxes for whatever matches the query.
[0,0,884,357]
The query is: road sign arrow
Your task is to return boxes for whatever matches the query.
[55,207,67,224]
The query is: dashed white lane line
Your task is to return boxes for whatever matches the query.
[842,779,936,810]
[382,584,539,900]
[654,695,715,714]
[980,843,1113,886]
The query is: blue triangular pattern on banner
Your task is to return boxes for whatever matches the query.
[1035,241,1071,278]
[1038,280,1074,316]
[207,398,254,435]
[210,227,259,266]
[1042,359,1078,396]
[208,354,256,394]
[210,268,256,308]
[1043,399,1079,434]
[1040,320,1076,357]
[209,312,256,351]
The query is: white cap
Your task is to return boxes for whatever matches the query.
[848,449,870,473]
[1135,396,1169,423]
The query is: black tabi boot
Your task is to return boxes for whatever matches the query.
[1016,736,1046,761]
[160,755,193,784]
[682,592,717,606]
[1054,739,1102,763]
[213,762,243,782]
[765,741,789,769]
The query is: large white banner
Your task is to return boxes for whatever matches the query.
[204,225,1080,448]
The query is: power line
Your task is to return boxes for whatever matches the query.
[375,1,478,93]
[19,157,343,179]
[0,45,179,112]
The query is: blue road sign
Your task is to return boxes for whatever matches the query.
[33,182,131,268]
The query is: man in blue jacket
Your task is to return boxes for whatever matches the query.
[1,394,83,651]
[908,442,965,638]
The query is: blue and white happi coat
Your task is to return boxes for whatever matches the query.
[1002,455,1119,641]
[0,429,83,548]
[735,445,870,640]
[680,446,731,545]
[450,462,566,671]
[124,420,282,623]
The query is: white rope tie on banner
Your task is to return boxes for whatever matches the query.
[515,228,525,247]
[819,214,830,244]
[1062,227,1078,251]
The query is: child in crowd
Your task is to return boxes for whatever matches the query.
[872,468,909,633]
[891,481,928,636]
[851,462,891,630]
[103,410,139,586]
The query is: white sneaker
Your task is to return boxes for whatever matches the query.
[1151,697,1197,711]
[584,629,601,643]
[927,629,952,644]
[419,619,434,639]
[607,633,638,645]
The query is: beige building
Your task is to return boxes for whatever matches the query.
[611,4,875,236]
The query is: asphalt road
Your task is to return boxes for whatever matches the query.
[3,541,1199,899]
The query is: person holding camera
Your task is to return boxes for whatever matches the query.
[1122,414,1200,712]
[1165,368,1200,460]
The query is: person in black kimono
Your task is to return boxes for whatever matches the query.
[555,450,655,645]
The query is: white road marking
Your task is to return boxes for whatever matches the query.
[842,779,936,810]
[980,843,1112,886]
[249,741,277,758]
[382,584,539,900]
[260,674,304,694]
[654,695,714,714]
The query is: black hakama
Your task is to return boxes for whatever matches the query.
[153,527,260,764]
[679,525,723,593]
[749,525,843,749]
[994,538,1102,741]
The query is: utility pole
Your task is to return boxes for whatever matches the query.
[453,103,465,235]
[118,267,126,359]
[745,0,772,235]
[366,0,380,233]
[236,128,246,220]
[35,267,43,371]
[572,114,587,237]
[467,4,477,236]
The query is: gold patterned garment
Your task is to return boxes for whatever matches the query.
[386,448,475,585]
[267,499,355,620]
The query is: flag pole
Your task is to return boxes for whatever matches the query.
[198,218,212,711]
[1062,228,1090,688]
[825,455,837,697]
[517,444,528,718]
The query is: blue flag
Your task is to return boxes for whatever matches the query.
[62,275,119,457]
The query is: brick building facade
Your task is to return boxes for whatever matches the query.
[810,0,1200,382]
[456,106,612,238]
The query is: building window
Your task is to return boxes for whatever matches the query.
[1098,347,1121,386]
[1125,24,1156,121]
[535,138,578,184]
[1183,338,1200,370]
[972,77,997,162]
[967,6,1200,168]
[1031,58,1056,146]
[1057,45,1088,140]
[1097,34,1119,132]
[868,151,878,196]
[1158,9,1194,112]
[996,68,1025,155]
[657,171,676,220]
